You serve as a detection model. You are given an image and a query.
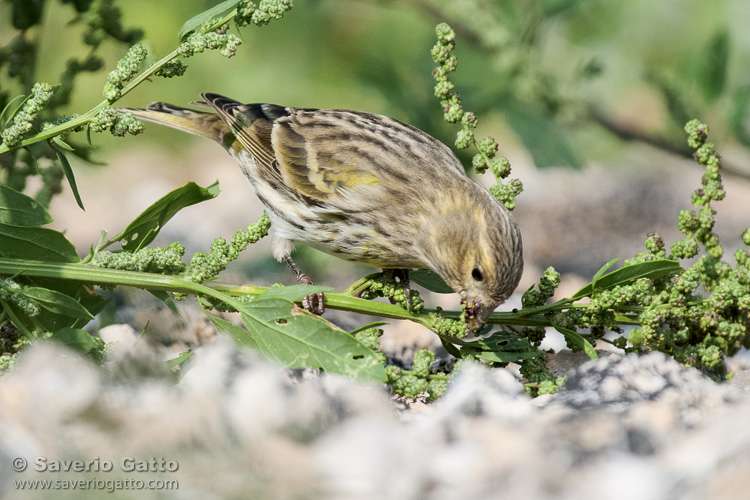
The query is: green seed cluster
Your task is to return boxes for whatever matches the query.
[386,365,427,399]
[354,329,450,401]
[552,121,750,375]
[519,353,552,384]
[411,349,433,378]
[353,327,383,351]
[0,353,19,376]
[154,60,188,78]
[354,328,386,364]
[684,120,724,258]
[1,83,54,147]
[431,23,522,211]
[359,273,424,313]
[0,278,40,317]
[385,349,447,401]
[537,377,567,395]
[185,212,271,283]
[88,106,117,132]
[102,43,147,101]
[110,111,144,137]
[519,326,546,346]
[519,268,560,346]
[91,241,186,275]
[88,107,143,137]
[236,0,293,27]
[616,122,750,374]
[518,354,566,396]
[82,0,143,48]
[424,312,470,338]
[489,179,524,211]
[180,23,242,59]
[629,120,725,265]
[521,266,560,308]
[4,36,35,80]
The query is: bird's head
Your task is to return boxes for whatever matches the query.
[424,192,523,331]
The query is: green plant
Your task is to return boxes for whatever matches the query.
[0,4,748,397]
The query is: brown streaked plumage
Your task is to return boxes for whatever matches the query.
[128,93,523,329]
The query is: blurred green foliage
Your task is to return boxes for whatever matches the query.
[2,0,749,170]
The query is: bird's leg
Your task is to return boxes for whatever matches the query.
[282,254,325,315]
[387,268,412,312]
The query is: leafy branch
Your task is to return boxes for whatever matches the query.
[1,5,749,400]
[0,0,291,155]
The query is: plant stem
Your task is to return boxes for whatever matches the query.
[0,257,569,328]
[0,8,241,157]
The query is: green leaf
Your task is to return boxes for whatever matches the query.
[458,330,538,364]
[11,0,44,30]
[349,321,389,336]
[204,309,256,349]
[257,284,332,302]
[554,323,598,360]
[104,181,220,251]
[17,287,94,320]
[503,100,583,169]
[166,350,193,370]
[50,327,101,355]
[22,146,39,174]
[590,257,620,293]
[0,94,26,127]
[178,0,242,40]
[440,337,463,358]
[697,29,729,103]
[15,277,108,333]
[0,185,53,226]
[0,223,79,262]
[52,136,75,152]
[60,140,107,166]
[571,259,683,300]
[240,298,386,382]
[464,330,532,352]
[728,86,750,147]
[53,147,85,211]
[463,349,541,364]
[0,298,33,338]
[410,269,454,294]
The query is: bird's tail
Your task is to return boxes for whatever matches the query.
[123,101,229,145]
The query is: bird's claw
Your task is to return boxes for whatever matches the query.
[302,290,325,315]
[282,254,325,315]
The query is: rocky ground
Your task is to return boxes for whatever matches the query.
[1,336,750,500]
[4,137,749,499]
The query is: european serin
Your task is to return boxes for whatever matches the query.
[129,93,523,329]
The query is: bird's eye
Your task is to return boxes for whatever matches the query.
[471,266,484,281]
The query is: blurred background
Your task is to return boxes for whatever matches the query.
[2,0,750,348]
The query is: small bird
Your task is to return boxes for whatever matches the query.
[129,93,523,330]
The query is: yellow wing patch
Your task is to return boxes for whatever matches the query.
[307,157,380,193]
[272,120,379,203]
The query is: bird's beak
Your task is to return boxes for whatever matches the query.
[462,298,493,332]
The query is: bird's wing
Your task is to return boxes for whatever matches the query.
[202,93,465,206]
[201,93,279,170]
